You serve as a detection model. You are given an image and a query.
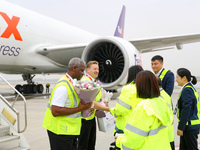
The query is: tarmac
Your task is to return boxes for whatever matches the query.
[0,81,200,150]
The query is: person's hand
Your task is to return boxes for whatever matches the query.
[78,102,92,111]
[177,129,183,136]
[114,136,118,143]
[89,108,94,114]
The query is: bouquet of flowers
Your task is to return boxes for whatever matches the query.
[74,80,101,118]
[95,89,113,118]
[74,80,101,104]
[101,89,113,102]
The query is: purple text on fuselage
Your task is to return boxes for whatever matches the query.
[134,54,141,65]
[0,45,21,56]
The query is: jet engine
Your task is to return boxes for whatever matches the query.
[81,36,141,90]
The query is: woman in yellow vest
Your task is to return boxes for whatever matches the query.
[116,70,173,150]
[176,68,200,150]
[110,65,143,136]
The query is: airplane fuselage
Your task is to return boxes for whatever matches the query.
[0,1,98,74]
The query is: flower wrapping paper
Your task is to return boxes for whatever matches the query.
[74,80,101,118]
[74,87,100,104]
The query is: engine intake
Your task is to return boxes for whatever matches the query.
[82,36,140,90]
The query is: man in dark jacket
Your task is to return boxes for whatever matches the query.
[151,55,174,96]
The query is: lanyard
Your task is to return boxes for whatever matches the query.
[65,73,72,84]
[86,74,93,82]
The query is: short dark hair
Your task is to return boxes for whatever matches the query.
[151,55,163,62]
[177,68,197,85]
[126,65,143,84]
[136,70,160,98]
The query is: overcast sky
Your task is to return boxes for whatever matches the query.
[3,0,200,79]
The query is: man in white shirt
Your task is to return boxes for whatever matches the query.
[43,57,92,150]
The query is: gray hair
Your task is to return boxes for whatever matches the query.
[68,57,85,70]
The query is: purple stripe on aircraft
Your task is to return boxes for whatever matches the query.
[114,5,126,38]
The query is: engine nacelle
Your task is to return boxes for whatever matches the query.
[81,36,141,90]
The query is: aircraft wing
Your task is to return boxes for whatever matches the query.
[130,33,200,53]
[37,33,200,66]
[36,44,87,66]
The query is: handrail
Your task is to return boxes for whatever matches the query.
[0,75,27,133]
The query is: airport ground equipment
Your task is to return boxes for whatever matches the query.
[0,75,30,150]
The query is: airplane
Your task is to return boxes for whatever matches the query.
[1,0,200,94]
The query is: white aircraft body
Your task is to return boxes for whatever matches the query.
[1,0,200,93]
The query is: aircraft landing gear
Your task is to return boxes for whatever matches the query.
[15,74,44,94]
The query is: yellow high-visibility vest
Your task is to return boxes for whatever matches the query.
[160,88,174,142]
[110,83,142,134]
[43,75,82,135]
[116,97,173,150]
[177,85,200,126]
[159,69,169,81]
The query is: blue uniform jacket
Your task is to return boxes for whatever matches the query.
[161,69,174,96]
[178,83,200,131]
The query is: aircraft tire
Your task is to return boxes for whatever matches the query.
[31,84,37,93]
[15,84,23,93]
[37,84,44,93]
[23,84,31,94]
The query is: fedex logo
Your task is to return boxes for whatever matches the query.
[117,26,123,35]
[134,54,141,65]
[0,12,22,41]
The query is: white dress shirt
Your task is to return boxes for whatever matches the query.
[51,73,74,107]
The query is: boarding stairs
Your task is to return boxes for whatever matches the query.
[0,75,30,150]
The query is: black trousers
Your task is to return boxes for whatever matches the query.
[170,141,175,150]
[180,128,199,150]
[78,118,96,150]
[47,130,78,150]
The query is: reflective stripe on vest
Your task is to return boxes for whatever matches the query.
[56,80,78,107]
[160,93,172,108]
[47,79,79,116]
[178,85,200,125]
[160,89,174,142]
[125,123,166,137]
[159,69,169,81]
[113,100,132,118]
[47,103,81,118]
[118,100,132,110]
[66,113,81,118]
[122,144,134,150]
[186,85,200,125]
[114,113,118,118]
[122,123,167,150]
[43,75,82,135]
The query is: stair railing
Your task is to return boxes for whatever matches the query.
[0,75,27,133]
